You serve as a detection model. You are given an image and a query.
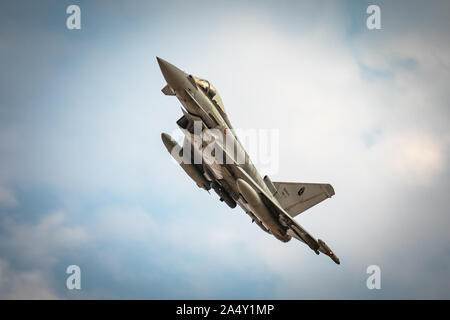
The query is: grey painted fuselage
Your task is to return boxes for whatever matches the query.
[158,57,340,264]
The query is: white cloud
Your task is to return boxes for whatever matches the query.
[0,212,90,267]
[92,206,158,242]
[0,259,58,299]
[0,211,90,299]
[388,132,446,185]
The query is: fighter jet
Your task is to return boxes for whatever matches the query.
[157,57,340,264]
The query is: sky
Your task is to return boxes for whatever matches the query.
[0,0,449,299]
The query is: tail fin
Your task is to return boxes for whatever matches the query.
[270,180,335,217]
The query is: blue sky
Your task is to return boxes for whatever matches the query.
[0,0,449,299]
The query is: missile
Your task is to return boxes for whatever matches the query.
[318,239,340,265]
[161,133,210,191]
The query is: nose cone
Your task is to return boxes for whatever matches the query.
[161,132,178,152]
[332,255,340,265]
[156,57,187,90]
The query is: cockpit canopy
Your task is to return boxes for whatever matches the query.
[193,77,226,113]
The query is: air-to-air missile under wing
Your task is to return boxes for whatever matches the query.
[157,57,340,264]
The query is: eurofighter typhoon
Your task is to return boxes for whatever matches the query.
[157,57,340,264]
